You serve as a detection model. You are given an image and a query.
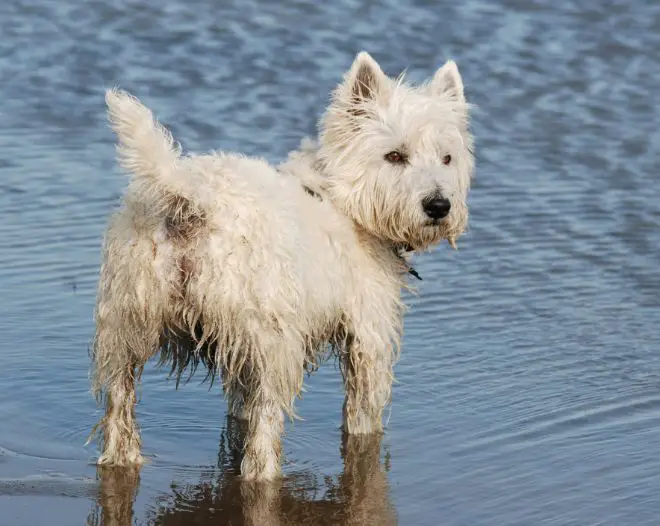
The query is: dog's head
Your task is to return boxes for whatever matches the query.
[318,51,474,251]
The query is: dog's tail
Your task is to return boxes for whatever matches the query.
[105,89,211,233]
[106,88,181,183]
[105,89,211,215]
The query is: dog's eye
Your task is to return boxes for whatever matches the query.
[384,151,406,164]
[442,154,452,165]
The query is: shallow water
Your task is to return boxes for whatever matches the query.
[1,0,660,524]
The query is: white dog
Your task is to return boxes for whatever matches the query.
[90,51,474,481]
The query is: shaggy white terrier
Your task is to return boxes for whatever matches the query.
[90,51,474,481]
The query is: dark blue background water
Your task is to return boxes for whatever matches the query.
[1,1,660,524]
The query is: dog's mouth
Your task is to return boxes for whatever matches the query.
[424,218,447,227]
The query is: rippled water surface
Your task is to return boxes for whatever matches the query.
[1,0,660,524]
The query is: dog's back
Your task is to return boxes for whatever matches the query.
[102,89,360,362]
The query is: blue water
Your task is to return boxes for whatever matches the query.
[1,0,660,524]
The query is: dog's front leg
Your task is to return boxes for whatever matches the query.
[341,330,397,435]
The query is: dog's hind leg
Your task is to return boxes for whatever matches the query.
[223,371,248,421]
[93,357,144,466]
[91,318,159,466]
[240,379,284,481]
[235,332,305,481]
[90,229,164,466]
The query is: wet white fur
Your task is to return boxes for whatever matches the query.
[90,51,474,481]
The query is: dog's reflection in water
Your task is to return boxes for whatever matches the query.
[87,417,396,526]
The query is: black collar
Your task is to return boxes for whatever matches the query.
[408,265,423,280]
[393,244,422,280]
[298,179,421,280]
[302,185,322,201]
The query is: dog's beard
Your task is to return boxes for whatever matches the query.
[339,190,467,252]
[406,225,449,251]
[381,205,467,252]
[402,214,467,252]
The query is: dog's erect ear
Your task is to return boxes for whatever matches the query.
[431,60,465,103]
[346,51,387,102]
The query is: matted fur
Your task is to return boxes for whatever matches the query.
[89,51,474,481]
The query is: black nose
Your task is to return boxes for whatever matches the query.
[422,196,451,220]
